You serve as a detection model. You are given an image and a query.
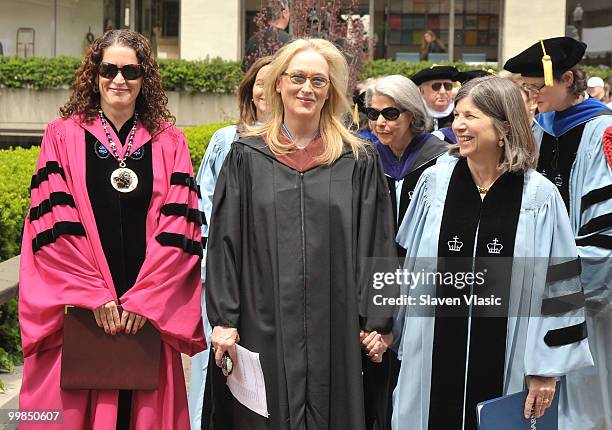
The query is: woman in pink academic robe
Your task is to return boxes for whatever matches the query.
[18,29,205,429]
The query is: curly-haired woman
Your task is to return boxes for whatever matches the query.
[18,29,205,429]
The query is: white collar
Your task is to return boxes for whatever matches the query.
[424,100,455,119]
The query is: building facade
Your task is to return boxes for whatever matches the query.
[0,0,609,63]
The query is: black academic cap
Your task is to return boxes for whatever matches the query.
[455,69,493,84]
[411,65,459,86]
[503,37,586,77]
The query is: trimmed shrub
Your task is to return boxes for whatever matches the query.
[3,56,611,93]
[184,122,233,169]
[0,56,243,93]
[0,147,39,261]
[159,59,242,93]
[360,60,612,81]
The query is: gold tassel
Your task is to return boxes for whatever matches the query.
[540,39,554,87]
[353,103,360,126]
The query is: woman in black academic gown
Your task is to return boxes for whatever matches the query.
[359,74,447,430]
[205,38,398,430]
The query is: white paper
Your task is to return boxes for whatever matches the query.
[226,344,269,418]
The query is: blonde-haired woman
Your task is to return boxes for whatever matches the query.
[205,38,398,429]
[392,76,593,430]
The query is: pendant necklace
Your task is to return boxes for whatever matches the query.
[476,178,498,195]
[99,110,139,193]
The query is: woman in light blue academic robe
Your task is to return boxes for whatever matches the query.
[392,76,593,430]
[187,56,273,430]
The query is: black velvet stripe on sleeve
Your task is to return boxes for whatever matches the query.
[578,213,612,236]
[30,161,66,189]
[32,221,86,253]
[541,291,586,315]
[155,232,203,257]
[170,172,201,198]
[160,203,203,225]
[544,321,588,347]
[546,257,581,283]
[29,192,76,222]
[575,234,612,249]
[581,184,612,213]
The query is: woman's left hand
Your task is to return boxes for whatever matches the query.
[120,310,148,334]
[524,375,556,419]
[360,330,393,363]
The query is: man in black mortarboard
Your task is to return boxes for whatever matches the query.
[411,65,458,131]
[427,68,493,144]
[505,36,612,430]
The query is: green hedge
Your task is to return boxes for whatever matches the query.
[360,59,612,80]
[0,56,242,93]
[184,122,232,168]
[2,56,610,92]
[0,122,229,374]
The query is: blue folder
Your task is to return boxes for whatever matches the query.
[477,389,559,430]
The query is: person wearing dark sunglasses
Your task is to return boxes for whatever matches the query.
[19,29,205,430]
[361,74,447,430]
[411,65,459,131]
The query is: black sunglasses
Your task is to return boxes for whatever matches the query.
[98,62,144,80]
[431,82,453,91]
[365,107,406,121]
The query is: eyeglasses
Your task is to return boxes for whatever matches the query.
[365,107,406,121]
[98,62,144,80]
[430,82,453,92]
[282,72,329,88]
[521,82,547,94]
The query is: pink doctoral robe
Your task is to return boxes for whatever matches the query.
[18,116,206,429]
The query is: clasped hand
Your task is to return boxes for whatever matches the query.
[360,330,393,363]
[92,301,147,335]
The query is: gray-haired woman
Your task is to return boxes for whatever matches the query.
[365,75,448,254]
[392,75,593,430]
[361,74,447,430]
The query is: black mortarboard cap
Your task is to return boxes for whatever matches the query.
[410,65,459,86]
[503,37,586,77]
[455,69,493,84]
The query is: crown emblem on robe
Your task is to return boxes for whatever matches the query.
[487,238,503,254]
[448,236,463,252]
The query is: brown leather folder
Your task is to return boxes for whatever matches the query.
[60,305,161,390]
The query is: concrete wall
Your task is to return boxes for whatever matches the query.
[0,0,103,57]
[501,0,567,63]
[0,88,238,136]
[180,0,241,60]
